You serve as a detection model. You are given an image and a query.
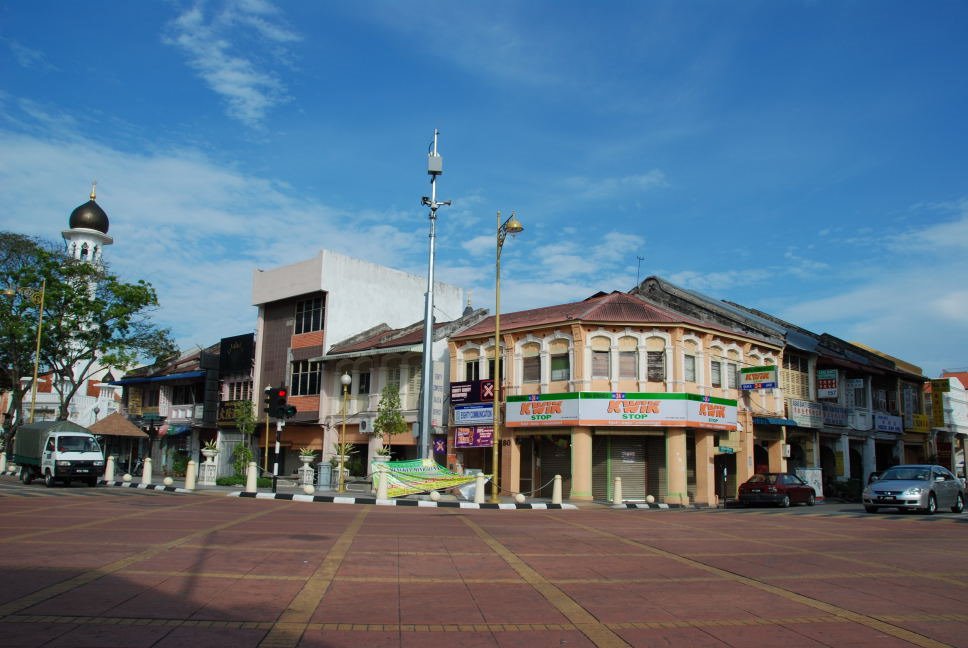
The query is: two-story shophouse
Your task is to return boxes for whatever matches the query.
[251,250,465,476]
[448,290,784,505]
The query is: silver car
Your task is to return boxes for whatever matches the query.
[863,464,966,514]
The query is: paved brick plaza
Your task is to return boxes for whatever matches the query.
[0,488,966,647]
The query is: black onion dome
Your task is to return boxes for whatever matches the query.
[69,199,109,234]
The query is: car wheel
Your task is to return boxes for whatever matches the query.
[864,505,878,513]
[44,471,55,488]
[923,493,937,515]
[779,495,790,508]
[806,492,816,506]
[952,493,965,514]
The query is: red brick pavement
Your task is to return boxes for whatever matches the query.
[0,487,966,647]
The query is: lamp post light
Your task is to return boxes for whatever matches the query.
[2,278,46,424]
[491,211,524,503]
[338,372,352,493]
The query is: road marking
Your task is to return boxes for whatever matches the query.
[462,516,630,648]
[258,507,369,648]
[555,515,953,648]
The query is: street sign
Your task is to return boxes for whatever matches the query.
[717,446,735,454]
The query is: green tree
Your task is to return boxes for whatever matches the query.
[231,399,256,477]
[0,232,176,443]
[373,383,408,454]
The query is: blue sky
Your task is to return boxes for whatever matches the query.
[1,0,966,377]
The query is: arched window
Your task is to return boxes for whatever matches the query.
[549,339,570,381]
[522,343,540,383]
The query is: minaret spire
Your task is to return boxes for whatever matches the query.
[90,180,97,200]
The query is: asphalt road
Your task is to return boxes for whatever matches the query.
[1,477,966,648]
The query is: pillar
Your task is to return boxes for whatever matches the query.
[694,430,716,506]
[570,427,593,501]
[769,438,786,473]
[667,428,688,505]
[507,433,522,496]
[862,436,876,483]
[839,434,850,480]
[737,409,755,485]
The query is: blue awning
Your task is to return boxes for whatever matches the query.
[753,416,798,426]
[110,370,206,385]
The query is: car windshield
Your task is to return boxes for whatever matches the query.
[879,467,929,482]
[57,436,101,453]
[747,474,778,484]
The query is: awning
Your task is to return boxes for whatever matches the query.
[753,416,798,426]
[110,370,206,385]
[159,424,192,437]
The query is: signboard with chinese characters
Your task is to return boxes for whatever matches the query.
[789,399,823,428]
[454,426,494,448]
[740,365,778,390]
[431,361,445,428]
[874,413,903,434]
[821,402,848,427]
[817,369,838,399]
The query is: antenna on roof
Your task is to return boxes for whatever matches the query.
[636,255,645,285]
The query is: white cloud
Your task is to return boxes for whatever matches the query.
[163,0,300,128]
[562,170,668,201]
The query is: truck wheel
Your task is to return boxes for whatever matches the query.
[21,467,32,485]
[44,471,55,488]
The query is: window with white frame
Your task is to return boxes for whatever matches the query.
[357,370,370,395]
[291,360,321,396]
[782,353,810,399]
[727,363,739,389]
[684,354,696,383]
[647,351,665,381]
[591,337,610,379]
[522,343,541,383]
[464,349,480,381]
[549,339,570,382]
[710,360,722,388]
[294,295,324,334]
[386,363,401,390]
[228,380,252,401]
[618,337,637,380]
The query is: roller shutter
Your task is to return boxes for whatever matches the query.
[538,435,571,498]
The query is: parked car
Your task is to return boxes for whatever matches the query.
[862,464,965,514]
[738,473,816,508]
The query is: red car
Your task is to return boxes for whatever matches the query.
[738,473,816,508]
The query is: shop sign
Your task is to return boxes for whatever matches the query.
[740,365,777,390]
[506,394,579,427]
[507,393,736,431]
[821,402,848,427]
[454,403,493,425]
[450,379,495,405]
[454,426,493,448]
[911,414,931,433]
[431,361,445,428]
[874,413,903,434]
[789,399,823,428]
[817,369,838,399]
[845,378,864,389]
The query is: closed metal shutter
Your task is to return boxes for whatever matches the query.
[539,435,571,498]
[646,435,667,501]
[611,437,647,500]
[592,436,609,500]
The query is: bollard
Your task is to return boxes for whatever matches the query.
[474,472,486,504]
[184,460,197,491]
[140,457,152,485]
[245,461,258,493]
[612,476,623,506]
[552,474,562,505]
[376,463,388,500]
[104,455,115,483]
[1,451,7,474]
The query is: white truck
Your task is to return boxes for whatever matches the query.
[13,420,104,487]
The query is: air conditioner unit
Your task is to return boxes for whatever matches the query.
[782,444,791,458]
[358,416,373,434]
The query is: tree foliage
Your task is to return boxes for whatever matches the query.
[0,232,177,439]
[373,384,408,452]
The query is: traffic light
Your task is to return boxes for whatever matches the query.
[284,405,297,418]
[263,386,272,414]
[268,387,288,418]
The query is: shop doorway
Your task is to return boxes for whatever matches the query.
[517,436,536,497]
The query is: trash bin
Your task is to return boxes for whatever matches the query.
[316,463,331,490]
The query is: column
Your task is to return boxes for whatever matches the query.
[737,409,755,485]
[862,436,876,483]
[694,430,716,506]
[507,433,522,495]
[839,434,851,480]
[666,428,688,505]
[570,427,593,502]
[768,438,785,473]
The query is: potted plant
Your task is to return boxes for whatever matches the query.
[201,439,219,460]
[298,447,316,464]
[332,441,357,461]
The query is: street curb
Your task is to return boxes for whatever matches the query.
[230,491,579,509]
[98,479,193,494]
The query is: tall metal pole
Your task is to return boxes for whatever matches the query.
[339,378,349,493]
[29,279,45,424]
[419,130,450,459]
[491,212,503,503]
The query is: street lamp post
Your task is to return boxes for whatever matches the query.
[338,372,352,493]
[2,278,46,424]
[491,211,524,503]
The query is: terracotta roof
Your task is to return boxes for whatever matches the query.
[942,371,968,389]
[89,412,147,438]
[328,320,445,355]
[453,291,710,338]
